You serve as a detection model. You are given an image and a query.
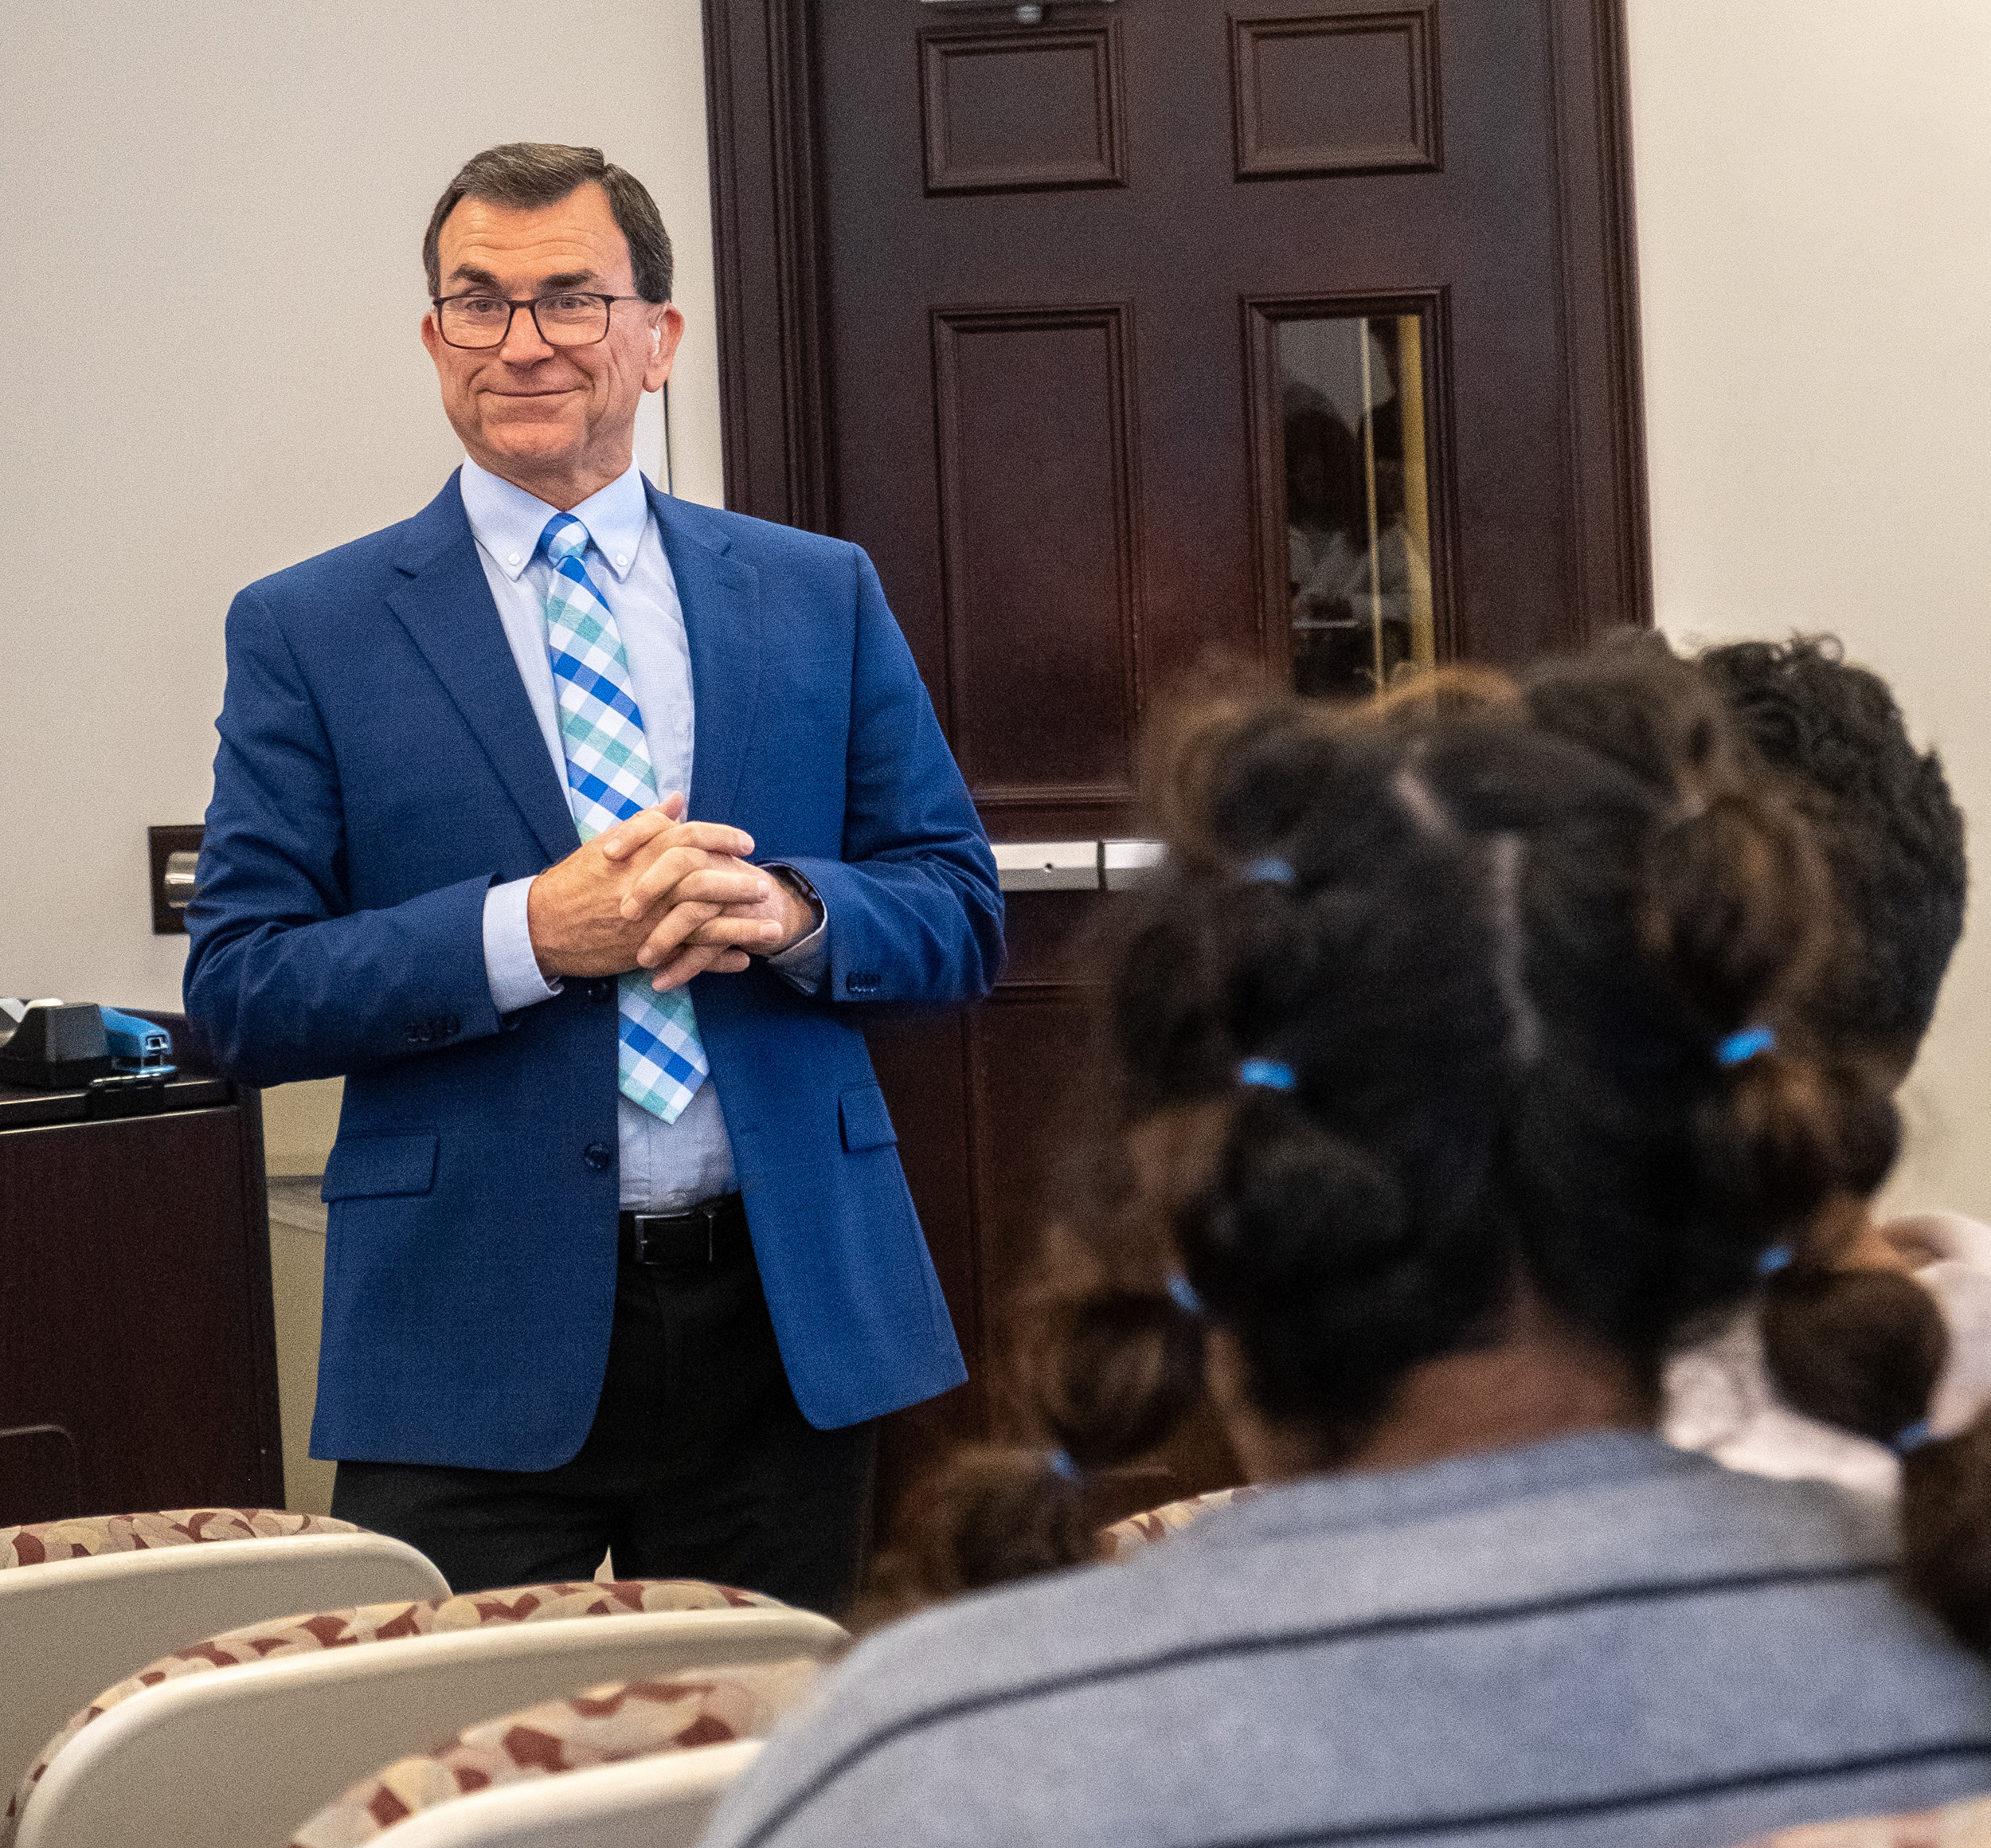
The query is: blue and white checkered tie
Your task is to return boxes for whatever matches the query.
[539,512,707,1122]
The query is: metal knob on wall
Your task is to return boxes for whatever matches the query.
[163,853,200,910]
[147,824,205,934]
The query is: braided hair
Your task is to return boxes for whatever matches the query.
[870,653,1894,1615]
[1529,635,1991,1656]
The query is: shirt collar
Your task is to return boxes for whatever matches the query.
[457,455,654,584]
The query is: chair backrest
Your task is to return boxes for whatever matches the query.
[370,1741,764,1848]
[1730,1795,1991,1846]
[0,1527,446,1803]
[290,1662,816,1846]
[0,1508,359,1572]
[14,1605,844,1848]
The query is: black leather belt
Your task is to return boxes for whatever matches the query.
[617,1192,751,1269]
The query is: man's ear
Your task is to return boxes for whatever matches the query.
[643,304,686,393]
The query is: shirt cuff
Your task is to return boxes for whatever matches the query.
[763,864,829,994]
[483,876,564,1015]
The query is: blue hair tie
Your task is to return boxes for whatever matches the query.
[1757,1244,1793,1278]
[1244,856,1295,886]
[1891,1419,1934,1458]
[1238,1058,1297,1091]
[1166,1272,1205,1318]
[1716,1025,1777,1067]
[1047,1447,1082,1486]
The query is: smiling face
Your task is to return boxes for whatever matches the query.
[420,181,684,510]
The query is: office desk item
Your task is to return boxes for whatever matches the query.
[97,1011,173,1077]
[0,1012,282,1525]
[0,1005,113,1090]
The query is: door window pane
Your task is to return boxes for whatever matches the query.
[1277,314,1435,697]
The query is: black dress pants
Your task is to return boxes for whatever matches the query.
[330,1243,875,1618]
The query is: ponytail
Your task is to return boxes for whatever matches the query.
[1901,1421,1991,1656]
[866,1254,1211,1619]
[1760,1264,1991,1658]
[863,1445,1104,1623]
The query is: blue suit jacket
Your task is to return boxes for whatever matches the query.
[184,474,1002,1470]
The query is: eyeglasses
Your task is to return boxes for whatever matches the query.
[431,292,644,350]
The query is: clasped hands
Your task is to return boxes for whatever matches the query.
[526,793,816,992]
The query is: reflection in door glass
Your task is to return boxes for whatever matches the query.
[1278,315,1435,697]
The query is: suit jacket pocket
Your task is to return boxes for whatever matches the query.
[320,1130,440,1201]
[838,1084,898,1153]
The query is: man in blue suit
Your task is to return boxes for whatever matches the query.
[184,143,1002,1610]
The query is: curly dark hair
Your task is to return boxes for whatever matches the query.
[1683,639,1985,1650]
[1697,636,1965,1062]
[873,653,1899,1611]
[1521,633,1991,1657]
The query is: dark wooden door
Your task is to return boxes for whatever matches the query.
[706,0,1648,1521]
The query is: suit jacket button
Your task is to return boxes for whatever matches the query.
[442,1015,460,1035]
[587,980,612,1003]
[583,1142,613,1171]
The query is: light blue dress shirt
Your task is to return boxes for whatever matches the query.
[460,455,827,1210]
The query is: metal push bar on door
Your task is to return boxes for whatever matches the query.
[920,0,1117,20]
[992,840,1165,893]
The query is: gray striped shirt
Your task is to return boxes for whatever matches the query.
[702,1433,1991,1848]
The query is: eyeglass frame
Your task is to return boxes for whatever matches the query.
[428,291,650,350]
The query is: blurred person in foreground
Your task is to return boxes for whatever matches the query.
[699,654,1991,1848]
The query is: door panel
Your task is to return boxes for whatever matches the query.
[706,0,1649,1527]
[1229,7,1445,180]
[921,22,1128,193]
[933,304,1144,810]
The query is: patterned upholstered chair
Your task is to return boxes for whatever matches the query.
[0,1509,445,1811]
[1733,1797,1991,1846]
[1099,1485,1265,1557]
[353,1744,765,1848]
[9,1579,845,1848]
[287,1658,818,1846]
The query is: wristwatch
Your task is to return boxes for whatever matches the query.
[761,863,825,955]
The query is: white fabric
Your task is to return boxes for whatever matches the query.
[1664,1311,1901,1499]
[1903,1214,1991,1439]
[1663,1212,1991,1495]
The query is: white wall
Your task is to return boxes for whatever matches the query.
[1625,2,1991,1218]
[1,0,720,1513]
[0,0,721,1014]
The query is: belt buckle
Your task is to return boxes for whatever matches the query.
[629,1212,671,1266]
[630,1204,718,1265]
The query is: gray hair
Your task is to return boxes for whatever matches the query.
[423,143,673,303]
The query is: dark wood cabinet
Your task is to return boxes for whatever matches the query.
[0,1013,284,1525]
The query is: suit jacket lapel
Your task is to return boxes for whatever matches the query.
[651,485,762,824]
[385,475,578,867]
